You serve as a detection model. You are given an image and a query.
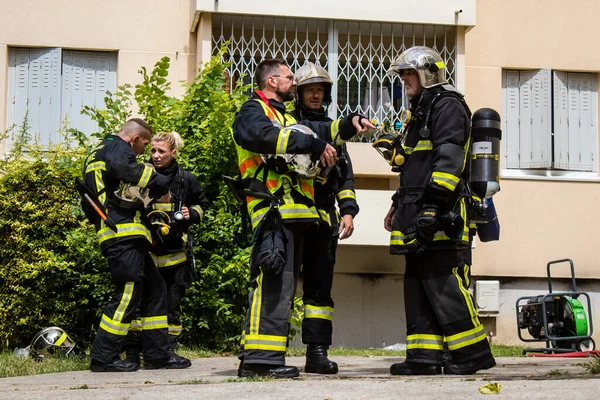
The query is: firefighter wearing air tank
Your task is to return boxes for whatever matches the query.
[232,58,373,379]
[291,63,359,375]
[383,46,496,375]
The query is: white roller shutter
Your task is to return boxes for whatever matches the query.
[553,71,569,170]
[530,69,551,168]
[502,70,521,169]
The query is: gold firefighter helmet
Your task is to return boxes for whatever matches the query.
[294,62,333,104]
[30,326,77,358]
[388,46,447,89]
[261,124,321,178]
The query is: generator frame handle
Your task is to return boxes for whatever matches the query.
[547,258,577,294]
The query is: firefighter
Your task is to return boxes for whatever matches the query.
[383,47,496,375]
[291,63,359,374]
[233,58,374,378]
[84,119,191,372]
[123,131,209,366]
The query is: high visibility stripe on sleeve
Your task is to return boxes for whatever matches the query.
[330,119,341,143]
[86,161,106,173]
[336,189,356,201]
[190,205,204,219]
[304,305,334,321]
[432,171,460,191]
[136,165,153,188]
[276,128,291,154]
[94,170,106,206]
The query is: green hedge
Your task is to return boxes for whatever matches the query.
[0,49,252,351]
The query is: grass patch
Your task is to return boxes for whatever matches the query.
[178,378,209,385]
[584,355,600,374]
[546,369,569,376]
[70,384,90,390]
[490,344,524,357]
[0,352,89,378]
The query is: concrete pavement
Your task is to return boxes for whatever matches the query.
[1,356,599,399]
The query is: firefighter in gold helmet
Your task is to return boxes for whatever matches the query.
[291,62,359,375]
[383,47,496,375]
[232,58,374,378]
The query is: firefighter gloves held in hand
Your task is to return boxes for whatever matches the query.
[406,206,440,256]
[251,207,288,276]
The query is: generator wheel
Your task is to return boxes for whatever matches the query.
[576,338,595,352]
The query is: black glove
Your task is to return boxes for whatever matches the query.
[405,206,440,256]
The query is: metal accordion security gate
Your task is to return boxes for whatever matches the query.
[212,14,456,141]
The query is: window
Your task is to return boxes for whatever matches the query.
[502,69,598,172]
[6,47,117,148]
[211,14,457,142]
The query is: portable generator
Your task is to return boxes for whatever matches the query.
[516,259,595,354]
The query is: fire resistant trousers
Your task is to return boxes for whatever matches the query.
[301,223,337,345]
[90,239,170,364]
[160,264,191,347]
[240,223,306,366]
[403,249,492,365]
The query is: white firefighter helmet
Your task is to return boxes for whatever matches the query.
[113,163,155,209]
[294,62,333,104]
[388,46,448,89]
[30,326,77,358]
[261,124,321,178]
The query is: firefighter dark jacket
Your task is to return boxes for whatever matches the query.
[390,85,471,254]
[232,92,360,229]
[291,106,359,227]
[148,160,209,268]
[83,135,169,250]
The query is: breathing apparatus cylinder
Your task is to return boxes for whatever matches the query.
[470,108,501,201]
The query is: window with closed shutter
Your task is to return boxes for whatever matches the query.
[502,68,597,172]
[6,47,117,149]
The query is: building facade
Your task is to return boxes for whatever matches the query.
[1,0,597,349]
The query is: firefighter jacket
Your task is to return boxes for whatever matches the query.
[291,106,359,227]
[83,135,169,250]
[232,92,359,229]
[390,85,472,254]
[148,160,209,269]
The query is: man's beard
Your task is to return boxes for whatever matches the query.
[276,88,295,102]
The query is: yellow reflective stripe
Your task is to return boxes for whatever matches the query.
[405,140,433,154]
[97,223,152,244]
[151,251,187,268]
[330,119,341,143]
[390,230,408,245]
[141,316,168,330]
[86,161,106,173]
[249,273,263,336]
[255,99,285,126]
[129,319,142,332]
[136,165,153,188]
[462,137,470,173]
[435,61,445,69]
[446,324,487,351]
[453,266,480,329]
[244,334,287,352]
[464,264,470,287]
[55,332,68,346]
[276,128,291,154]
[278,207,320,219]
[240,330,246,346]
[113,282,135,323]
[152,202,174,211]
[94,170,106,206]
[100,314,130,335]
[190,205,204,219]
[304,305,334,321]
[168,324,183,336]
[336,189,356,201]
[432,171,460,191]
[406,333,444,350]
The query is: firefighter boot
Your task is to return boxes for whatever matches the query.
[240,363,299,379]
[144,354,192,370]
[390,361,442,375]
[444,352,496,375]
[305,344,338,374]
[124,348,141,366]
[90,357,140,372]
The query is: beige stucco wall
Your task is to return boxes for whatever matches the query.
[463,0,600,280]
[0,0,197,154]
[194,0,475,26]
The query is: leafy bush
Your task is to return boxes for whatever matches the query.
[0,134,111,349]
